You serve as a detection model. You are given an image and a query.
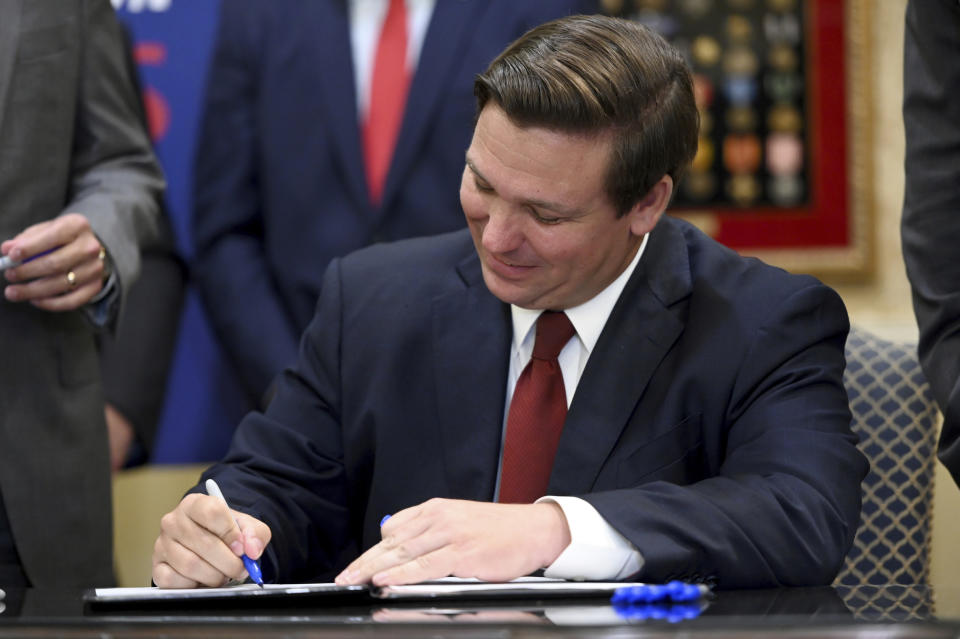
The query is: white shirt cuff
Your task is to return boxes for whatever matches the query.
[537,495,643,581]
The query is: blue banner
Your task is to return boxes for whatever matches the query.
[115,0,251,463]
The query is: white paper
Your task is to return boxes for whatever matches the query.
[90,582,361,602]
[89,577,651,603]
[373,577,645,599]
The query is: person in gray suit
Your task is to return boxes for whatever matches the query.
[0,0,165,587]
[901,0,960,488]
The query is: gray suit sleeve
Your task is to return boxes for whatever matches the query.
[901,0,960,486]
[63,0,166,323]
[95,16,186,457]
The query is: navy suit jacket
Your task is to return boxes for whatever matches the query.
[192,0,596,403]
[202,217,868,589]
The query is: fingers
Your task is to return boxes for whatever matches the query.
[370,546,460,586]
[28,279,102,311]
[152,561,201,590]
[335,500,570,587]
[337,499,474,586]
[2,213,90,263]
[3,214,107,309]
[235,511,272,560]
[4,233,104,286]
[8,261,103,310]
[152,537,230,589]
[335,502,439,585]
[151,494,252,588]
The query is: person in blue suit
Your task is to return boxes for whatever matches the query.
[193,0,596,408]
[155,15,866,590]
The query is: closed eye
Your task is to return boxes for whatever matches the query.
[529,207,562,225]
[473,177,494,193]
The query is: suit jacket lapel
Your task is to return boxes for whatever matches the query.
[549,219,693,495]
[0,0,24,129]
[377,0,482,214]
[433,250,511,502]
[309,0,371,218]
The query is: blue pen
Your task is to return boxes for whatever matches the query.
[0,248,56,272]
[205,479,264,588]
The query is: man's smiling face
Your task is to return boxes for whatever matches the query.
[461,104,653,310]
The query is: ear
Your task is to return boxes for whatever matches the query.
[625,175,673,237]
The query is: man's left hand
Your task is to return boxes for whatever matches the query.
[334,498,571,586]
[2,213,109,311]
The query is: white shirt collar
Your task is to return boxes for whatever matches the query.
[510,232,650,355]
[349,0,436,118]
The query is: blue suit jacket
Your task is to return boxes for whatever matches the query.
[192,0,596,402]
[202,217,868,588]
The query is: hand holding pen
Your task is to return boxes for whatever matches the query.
[205,480,264,587]
[2,213,110,311]
[151,479,272,588]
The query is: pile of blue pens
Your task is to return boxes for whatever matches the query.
[612,581,706,604]
[611,581,708,623]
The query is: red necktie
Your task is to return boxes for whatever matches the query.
[363,0,410,206]
[499,312,576,504]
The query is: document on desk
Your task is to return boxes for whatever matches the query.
[88,582,367,603]
[374,576,640,599]
[88,577,647,605]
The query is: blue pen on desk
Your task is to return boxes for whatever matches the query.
[205,479,264,588]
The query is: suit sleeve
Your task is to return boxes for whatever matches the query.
[901,0,960,487]
[523,0,600,25]
[97,19,186,456]
[583,283,865,588]
[65,0,166,321]
[191,2,301,403]
[195,258,356,583]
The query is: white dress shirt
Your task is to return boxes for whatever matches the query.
[349,0,436,120]
[498,234,651,581]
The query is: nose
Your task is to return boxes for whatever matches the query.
[481,205,523,255]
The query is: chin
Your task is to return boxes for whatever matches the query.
[487,287,550,310]
[481,271,529,307]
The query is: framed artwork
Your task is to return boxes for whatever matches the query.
[603,0,874,280]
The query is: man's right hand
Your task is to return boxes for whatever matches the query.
[152,493,272,588]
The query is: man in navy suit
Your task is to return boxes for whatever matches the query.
[193,0,595,408]
[155,15,866,589]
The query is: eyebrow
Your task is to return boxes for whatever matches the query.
[464,156,580,217]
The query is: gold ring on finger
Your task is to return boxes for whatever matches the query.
[66,271,77,288]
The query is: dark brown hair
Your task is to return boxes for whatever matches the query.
[475,14,699,216]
